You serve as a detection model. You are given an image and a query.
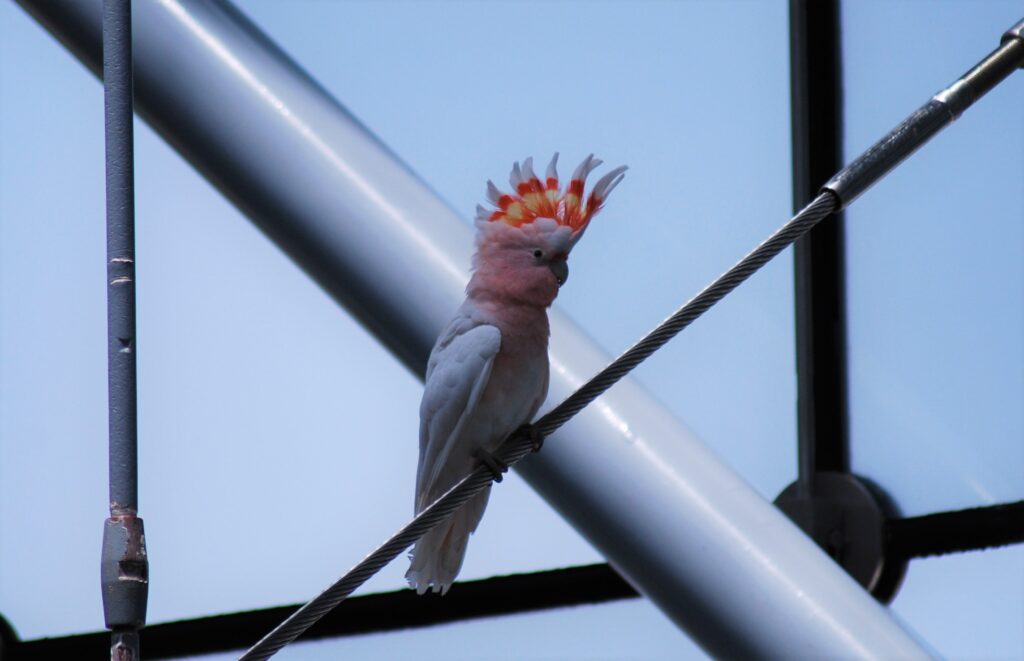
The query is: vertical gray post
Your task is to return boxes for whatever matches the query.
[99,0,148,659]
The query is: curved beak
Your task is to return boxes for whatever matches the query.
[549,258,568,287]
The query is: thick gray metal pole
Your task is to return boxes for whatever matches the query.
[103,0,136,517]
[17,1,932,657]
[99,0,148,658]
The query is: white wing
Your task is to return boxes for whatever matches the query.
[415,320,501,511]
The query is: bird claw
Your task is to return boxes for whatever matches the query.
[517,423,545,453]
[474,448,508,482]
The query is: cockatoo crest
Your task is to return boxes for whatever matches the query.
[474,154,627,248]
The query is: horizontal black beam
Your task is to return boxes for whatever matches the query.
[7,501,1022,659]
[7,564,638,659]
[887,500,1024,560]
[5,502,1023,658]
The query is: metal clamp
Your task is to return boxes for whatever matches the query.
[101,514,149,630]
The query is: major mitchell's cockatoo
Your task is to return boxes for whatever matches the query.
[406,153,627,595]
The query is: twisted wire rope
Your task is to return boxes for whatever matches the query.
[240,191,839,660]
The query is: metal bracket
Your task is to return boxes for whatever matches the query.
[775,472,906,603]
[101,514,149,630]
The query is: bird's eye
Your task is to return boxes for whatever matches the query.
[533,249,543,259]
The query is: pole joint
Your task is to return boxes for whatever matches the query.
[101,513,149,632]
[1002,17,1024,51]
[823,16,1024,209]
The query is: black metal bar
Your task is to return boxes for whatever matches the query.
[10,565,638,660]
[100,0,148,657]
[13,493,1024,661]
[888,501,1024,560]
[790,0,849,489]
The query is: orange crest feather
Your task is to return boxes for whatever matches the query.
[475,154,627,234]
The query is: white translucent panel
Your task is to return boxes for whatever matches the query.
[843,1,1024,515]
[892,545,1024,659]
[1,0,792,643]
[182,598,703,661]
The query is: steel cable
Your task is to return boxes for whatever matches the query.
[239,190,839,660]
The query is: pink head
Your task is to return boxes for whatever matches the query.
[468,154,627,308]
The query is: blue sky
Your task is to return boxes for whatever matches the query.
[1,1,1021,659]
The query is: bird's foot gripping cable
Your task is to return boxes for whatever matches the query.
[515,423,545,453]
[473,448,509,482]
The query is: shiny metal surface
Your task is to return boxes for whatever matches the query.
[1003,17,1024,51]
[18,0,929,657]
[824,17,1024,208]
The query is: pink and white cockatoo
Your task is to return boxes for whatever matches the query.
[406,153,627,595]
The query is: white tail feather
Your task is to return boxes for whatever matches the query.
[405,487,491,595]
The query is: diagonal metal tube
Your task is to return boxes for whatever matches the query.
[16,1,931,657]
